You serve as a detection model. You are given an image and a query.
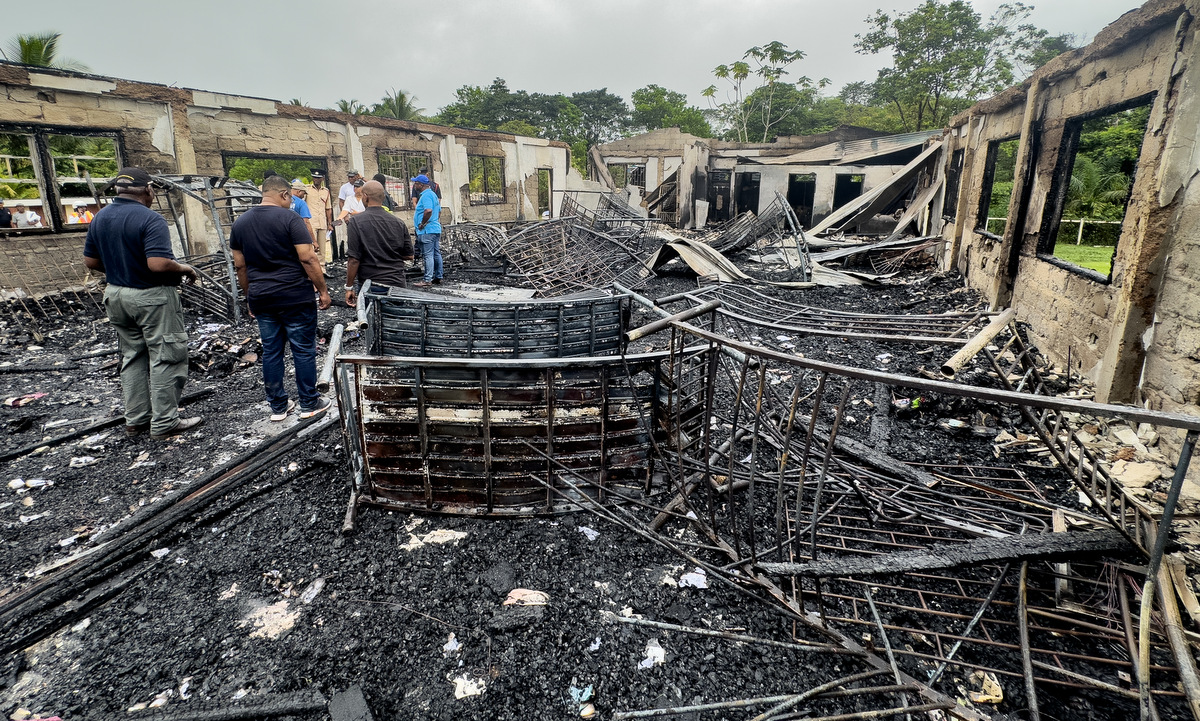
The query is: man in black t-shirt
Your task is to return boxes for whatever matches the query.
[83,167,202,439]
[230,175,332,422]
[0,201,11,229]
[345,180,413,305]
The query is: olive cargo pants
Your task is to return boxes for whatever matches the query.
[102,285,189,434]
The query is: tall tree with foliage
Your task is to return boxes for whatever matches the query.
[630,85,712,137]
[702,41,828,142]
[855,1,1049,131]
[371,89,424,121]
[2,32,87,71]
[569,89,631,147]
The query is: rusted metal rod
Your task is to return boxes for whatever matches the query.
[749,669,891,721]
[626,299,721,342]
[940,308,1016,377]
[1018,561,1042,721]
[1154,563,1200,720]
[599,611,850,653]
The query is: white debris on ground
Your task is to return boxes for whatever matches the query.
[638,638,666,669]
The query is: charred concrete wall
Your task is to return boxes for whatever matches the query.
[942,0,1200,453]
[0,63,570,295]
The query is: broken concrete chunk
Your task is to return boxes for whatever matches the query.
[1111,460,1165,488]
[329,684,375,721]
[503,588,549,606]
[451,673,487,699]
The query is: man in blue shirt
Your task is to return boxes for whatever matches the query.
[231,175,332,422]
[289,180,316,244]
[82,167,203,440]
[411,174,443,287]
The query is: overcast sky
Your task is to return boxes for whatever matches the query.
[6,0,1142,114]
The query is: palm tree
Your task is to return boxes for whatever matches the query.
[335,99,367,115]
[2,32,88,71]
[288,97,309,107]
[370,89,423,121]
[1064,155,1131,220]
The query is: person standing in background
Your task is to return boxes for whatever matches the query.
[333,170,362,262]
[306,169,333,269]
[0,201,11,229]
[410,174,443,288]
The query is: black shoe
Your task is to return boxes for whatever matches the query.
[432,279,442,285]
[126,422,150,438]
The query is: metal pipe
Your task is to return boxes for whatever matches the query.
[355,279,371,328]
[1139,429,1199,720]
[613,281,750,366]
[940,308,1016,377]
[625,300,721,342]
[316,324,345,393]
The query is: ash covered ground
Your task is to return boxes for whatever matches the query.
[0,255,1154,720]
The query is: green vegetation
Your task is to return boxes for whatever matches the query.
[225,158,315,185]
[2,31,87,71]
[1052,242,1114,276]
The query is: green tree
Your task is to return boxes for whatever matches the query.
[288,98,309,107]
[855,1,1047,131]
[1017,33,1079,75]
[630,85,712,137]
[1063,155,1130,221]
[570,89,631,147]
[2,31,87,71]
[702,41,828,142]
[371,88,424,121]
[497,119,541,136]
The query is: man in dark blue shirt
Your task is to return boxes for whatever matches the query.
[83,167,202,440]
[230,175,332,422]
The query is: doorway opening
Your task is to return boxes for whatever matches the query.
[536,168,552,218]
[832,173,864,211]
[787,173,816,227]
[736,172,761,215]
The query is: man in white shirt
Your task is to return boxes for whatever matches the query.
[334,170,361,262]
[13,204,42,229]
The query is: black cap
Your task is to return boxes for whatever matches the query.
[352,178,365,187]
[108,167,152,190]
[310,168,325,178]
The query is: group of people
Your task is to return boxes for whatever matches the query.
[0,200,44,229]
[0,201,98,229]
[81,162,447,440]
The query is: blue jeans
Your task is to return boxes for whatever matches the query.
[417,232,443,282]
[255,303,319,413]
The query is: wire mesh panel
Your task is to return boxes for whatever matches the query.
[500,218,653,297]
[339,352,677,515]
[365,286,629,358]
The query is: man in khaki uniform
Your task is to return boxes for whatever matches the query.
[306,168,333,266]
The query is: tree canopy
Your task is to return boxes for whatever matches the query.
[630,85,712,137]
[2,32,87,71]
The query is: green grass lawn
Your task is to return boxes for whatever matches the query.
[1052,243,1114,276]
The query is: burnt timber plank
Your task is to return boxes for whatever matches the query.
[757,529,1132,578]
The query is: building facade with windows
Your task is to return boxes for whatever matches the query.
[937,0,1200,457]
[0,62,577,292]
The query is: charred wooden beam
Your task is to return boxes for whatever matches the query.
[758,529,1133,578]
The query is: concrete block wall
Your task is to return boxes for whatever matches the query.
[942,0,1197,409]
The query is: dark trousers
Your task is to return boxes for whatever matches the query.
[255,303,319,413]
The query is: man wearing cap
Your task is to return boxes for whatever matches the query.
[289,180,315,244]
[345,180,413,306]
[305,169,333,267]
[333,170,362,262]
[411,174,443,287]
[82,167,202,440]
[230,175,332,422]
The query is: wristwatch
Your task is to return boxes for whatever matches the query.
[344,284,355,290]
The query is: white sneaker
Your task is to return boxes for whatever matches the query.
[270,399,297,422]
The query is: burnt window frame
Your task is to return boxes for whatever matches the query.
[607,162,646,191]
[467,154,506,206]
[974,135,1020,242]
[0,124,124,234]
[1035,93,1155,285]
[376,149,433,209]
[943,148,964,220]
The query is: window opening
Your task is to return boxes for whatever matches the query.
[1,128,122,232]
[944,148,964,220]
[787,173,817,227]
[975,137,1020,238]
[224,155,324,186]
[378,150,433,208]
[536,168,552,218]
[468,155,506,205]
[1038,96,1152,281]
[832,173,865,211]
[606,163,646,191]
